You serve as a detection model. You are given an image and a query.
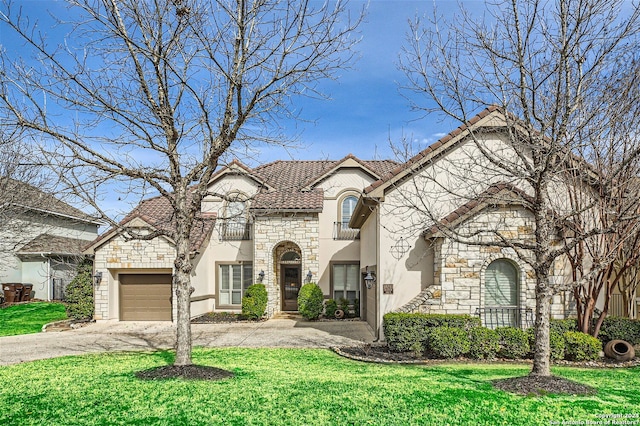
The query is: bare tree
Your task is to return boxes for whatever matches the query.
[397,0,640,377]
[0,0,362,366]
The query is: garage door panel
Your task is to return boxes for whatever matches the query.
[120,274,172,321]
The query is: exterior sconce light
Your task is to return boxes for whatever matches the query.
[364,266,376,289]
[258,270,265,283]
[306,270,313,283]
[94,271,103,285]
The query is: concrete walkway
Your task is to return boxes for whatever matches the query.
[0,319,375,366]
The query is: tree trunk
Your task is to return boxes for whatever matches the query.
[531,277,552,377]
[173,191,194,366]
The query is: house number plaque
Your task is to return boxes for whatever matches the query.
[383,284,394,294]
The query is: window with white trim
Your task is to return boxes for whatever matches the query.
[332,263,359,302]
[219,263,253,306]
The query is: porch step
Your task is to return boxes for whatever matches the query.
[272,312,302,320]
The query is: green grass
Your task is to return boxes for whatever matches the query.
[0,302,68,336]
[1,348,639,425]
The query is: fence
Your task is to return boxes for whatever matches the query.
[475,306,534,329]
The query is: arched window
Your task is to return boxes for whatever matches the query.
[341,195,358,226]
[484,259,519,328]
[222,194,249,240]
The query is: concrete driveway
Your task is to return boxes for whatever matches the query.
[0,319,375,366]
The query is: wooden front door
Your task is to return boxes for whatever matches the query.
[281,266,301,311]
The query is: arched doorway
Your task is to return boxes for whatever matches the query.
[273,242,302,311]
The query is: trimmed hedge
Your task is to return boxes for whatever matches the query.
[241,284,268,320]
[598,317,640,345]
[564,331,602,361]
[468,327,500,360]
[495,327,530,359]
[383,313,481,352]
[550,318,578,335]
[298,283,324,320]
[428,326,471,359]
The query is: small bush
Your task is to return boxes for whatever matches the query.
[495,327,530,359]
[467,327,500,359]
[550,318,578,335]
[241,284,267,320]
[65,259,94,320]
[564,331,602,361]
[428,326,471,359]
[353,298,360,318]
[298,283,324,320]
[383,313,481,352]
[598,317,640,345]
[324,299,338,318]
[526,328,565,360]
[339,298,351,316]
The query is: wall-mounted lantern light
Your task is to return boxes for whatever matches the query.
[94,271,103,285]
[306,270,313,283]
[258,270,265,283]
[364,266,376,289]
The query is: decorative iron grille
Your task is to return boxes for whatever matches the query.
[475,306,534,329]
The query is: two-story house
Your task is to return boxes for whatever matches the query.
[89,107,621,337]
[0,178,101,300]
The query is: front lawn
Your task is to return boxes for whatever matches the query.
[1,348,638,425]
[0,302,68,336]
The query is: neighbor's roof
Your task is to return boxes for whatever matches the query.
[18,233,93,255]
[0,178,100,224]
[87,195,216,253]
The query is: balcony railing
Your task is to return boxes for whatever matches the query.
[220,221,252,241]
[475,306,534,329]
[333,222,360,240]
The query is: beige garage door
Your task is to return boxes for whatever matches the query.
[119,274,172,321]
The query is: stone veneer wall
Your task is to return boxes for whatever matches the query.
[253,214,320,317]
[93,234,175,320]
[414,206,570,322]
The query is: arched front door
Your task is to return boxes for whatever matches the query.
[275,243,302,312]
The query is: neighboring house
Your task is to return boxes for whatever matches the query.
[0,179,101,300]
[87,107,620,337]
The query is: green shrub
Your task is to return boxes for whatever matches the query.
[428,326,471,359]
[383,313,481,352]
[495,327,530,359]
[526,327,565,360]
[597,317,640,345]
[298,283,324,320]
[353,298,360,318]
[64,259,94,320]
[564,331,602,361]
[550,318,578,335]
[468,327,500,360]
[241,284,267,320]
[324,299,338,318]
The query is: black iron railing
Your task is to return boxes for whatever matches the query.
[333,222,360,240]
[220,221,252,241]
[475,306,534,329]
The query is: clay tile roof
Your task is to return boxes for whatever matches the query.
[1,178,99,223]
[89,195,216,252]
[422,182,532,237]
[19,234,92,255]
[251,188,324,212]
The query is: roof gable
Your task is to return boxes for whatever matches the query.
[207,159,271,191]
[304,154,393,189]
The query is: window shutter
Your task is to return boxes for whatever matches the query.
[485,260,518,306]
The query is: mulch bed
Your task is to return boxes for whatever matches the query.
[191,312,263,323]
[135,365,234,381]
[334,343,639,396]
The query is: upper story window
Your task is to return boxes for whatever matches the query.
[221,194,251,240]
[341,195,358,226]
[334,194,359,240]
